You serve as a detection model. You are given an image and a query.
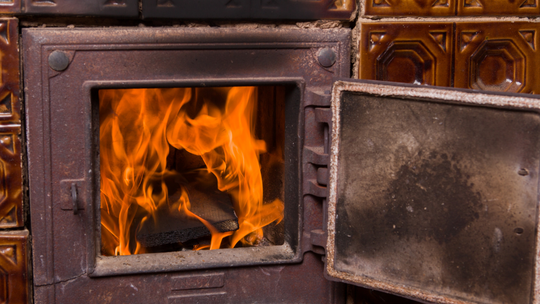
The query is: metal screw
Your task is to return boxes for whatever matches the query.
[48,50,70,71]
[317,48,336,68]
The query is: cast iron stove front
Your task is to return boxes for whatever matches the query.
[23,27,350,303]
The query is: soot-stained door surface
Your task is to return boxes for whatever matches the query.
[326,80,540,304]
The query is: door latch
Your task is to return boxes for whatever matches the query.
[60,179,85,214]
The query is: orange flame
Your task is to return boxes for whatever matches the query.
[99,87,284,255]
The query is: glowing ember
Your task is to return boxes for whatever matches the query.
[99,87,284,256]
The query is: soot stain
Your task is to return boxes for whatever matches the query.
[336,150,484,267]
[384,151,482,245]
[335,149,533,302]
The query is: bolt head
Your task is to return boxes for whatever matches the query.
[317,48,336,68]
[48,51,70,72]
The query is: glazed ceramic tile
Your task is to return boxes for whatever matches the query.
[458,0,540,16]
[359,22,453,87]
[0,231,28,304]
[455,22,539,94]
[0,0,20,14]
[0,19,19,125]
[0,125,22,228]
[365,0,455,16]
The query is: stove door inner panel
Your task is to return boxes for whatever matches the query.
[326,80,540,304]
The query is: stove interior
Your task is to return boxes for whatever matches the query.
[98,85,286,256]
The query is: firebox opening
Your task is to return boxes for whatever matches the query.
[98,86,287,257]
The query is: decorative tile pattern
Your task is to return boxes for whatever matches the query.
[24,0,138,17]
[0,126,22,228]
[0,19,19,126]
[364,0,540,16]
[365,0,455,16]
[0,19,23,230]
[358,23,453,87]
[0,231,28,304]
[0,0,20,13]
[458,0,540,16]
[454,22,539,93]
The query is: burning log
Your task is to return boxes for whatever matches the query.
[136,185,238,248]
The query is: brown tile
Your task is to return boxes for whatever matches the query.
[364,0,455,16]
[457,0,540,16]
[0,125,22,228]
[454,22,540,94]
[358,22,453,87]
[25,0,138,17]
[0,19,23,230]
[0,18,19,125]
[0,0,21,14]
[0,231,29,304]
[143,0,355,19]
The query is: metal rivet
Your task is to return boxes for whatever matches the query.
[48,50,70,71]
[518,168,529,176]
[317,48,336,68]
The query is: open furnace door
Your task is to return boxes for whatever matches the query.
[325,80,540,304]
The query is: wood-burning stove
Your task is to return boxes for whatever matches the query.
[24,27,350,303]
[21,19,540,304]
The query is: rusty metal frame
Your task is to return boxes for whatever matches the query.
[23,27,350,303]
[326,79,540,304]
[84,78,304,277]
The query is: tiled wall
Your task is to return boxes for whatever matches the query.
[0,17,28,304]
[352,2,539,302]
[364,0,540,16]
[356,1,540,95]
